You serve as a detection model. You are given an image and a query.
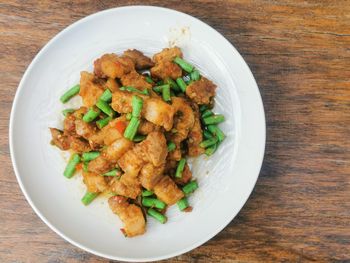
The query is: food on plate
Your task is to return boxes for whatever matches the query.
[50,47,226,237]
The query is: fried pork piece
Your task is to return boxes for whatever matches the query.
[74,119,97,140]
[151,47,183,80]
[187,102,204,157]
[108,196,146,237]
[185,77,217,105]
[88,155,115,174]
[120,70,152,90]
[104,137,134,161]
[105,77,120,92]
[111,90,174,131]
[79,71,105,107]
[89,117,127,146]
[110,174,141,199]
[168,97,195,160]
[174,164,192,185]
[50,128,71,150]
[138,120,160,135]
[123,49,154,70]
[118,131,168,177]
[153,47,183,63]
[150,61,182,80]
[82,171,108,193]
[94,53,134,79]
[153,176,184,205]
[139,163,165,190]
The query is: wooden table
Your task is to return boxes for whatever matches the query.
[1,1,349,262]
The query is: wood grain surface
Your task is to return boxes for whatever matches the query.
[1,0,349,262]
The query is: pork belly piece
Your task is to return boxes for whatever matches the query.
[108,196,146,237]
[187,102,204,157]
[110,175,141,199]
[153,176,184,205]
[185,77,216,105]
[150,61,182,80]
[93,53,134,79]
[120,70,152,90]
[82,171,108,193]
[123,49,154,70]
[79,71,104,107]
[153,47,183,64]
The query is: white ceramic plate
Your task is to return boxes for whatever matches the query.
[9,6,265,262]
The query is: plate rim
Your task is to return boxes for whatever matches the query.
[9,5,266,262]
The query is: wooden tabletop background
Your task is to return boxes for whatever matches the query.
[1,1,349,262]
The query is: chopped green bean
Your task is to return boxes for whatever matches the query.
[147,208,167,224]
[82,151,100,162]
[96,116,112,129]
[82,162,89,172]
[167,141,176,152]
[190,70,200,81]
[131,95,143,118]
[175,158,186,178]
[162,84,171,102]
[82,107,100,122]
[62,108,75,117]
[96,99,115,117]
[133,134,146,142]
[145,75,154,84]
[153,84,169,94]
[207,125,226,142]
[124,117,140,140]
[176,77,187,92]
[142,189,154,197]
[177,197,189,211]
[199,105,209,112]
[60,84,80,103]
[102,168,120,176]
[99,89,112,102]
[201,109,213,118]
[200,137,218,148]
[120,86,149,95]
[203,114,225,125]
[81,192,99,205]
[142,197,166,210]
[173,56,194,73]
[203,130,214,139]
[63,153,80,178]
[182,180,199,195]
[165,77,180,92]
[205,143,218,156]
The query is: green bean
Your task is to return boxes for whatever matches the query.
[176,77,187,92]
[63,153,80,178]
[182,180,199,195]
[62,108,75,117]
[205,143,218,156]
[207,125,226,142]
[202,114,225,125]
[203,130,214,140]
[190,70,200,81]
[200,137,218,148]
[83,162,89,172]
[175,158,186,178]
[162,84,171,102]
[142,189,154,197]
[142,197,166,210]
[96,99,115,117]
[82,151,100,162]
[147,208,167,224]
[177,197,189,211]
[60,84,80,103]
[82,107,100,122]
[96,116,112,129]
[102,168,120,176]
[153,84,169,93]
[99,89,112,102]
[131,95,143,118]
[81,192,99,205]
[165,77,180,92]
[199,105,209,112]
[201,109,213,118]
[120,86,149,95]
[133,134,146,142]
[124,117,140,140]
[167,141,176,152]
[173,56,194,73]
[145,75,154,84]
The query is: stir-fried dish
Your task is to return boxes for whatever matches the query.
[50,47,226,237]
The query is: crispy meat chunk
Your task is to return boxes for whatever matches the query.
[79,71,105,107]
[105,77,120,92]
[108,196,146,237]
[187,102,204,157]
[174,164,192,185]
[50,128,71,150]
[153,176,184,205]
[120,70,152,90]
[104,137,134,161]
[153,47,183,64]
[150,61,182,80]
[88,156,115,174]
[94,53,134,79]
[110,175,141,199]
[89,117,126,146]
[82,171,108,193]
[185,77,216,105]
[138,120,160,135]
[139,163,164,190]
[123,49,154,70]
